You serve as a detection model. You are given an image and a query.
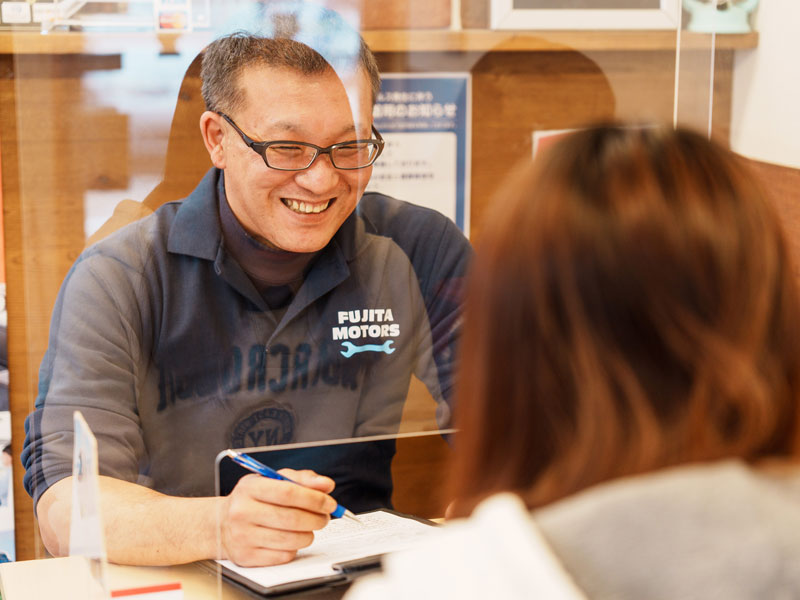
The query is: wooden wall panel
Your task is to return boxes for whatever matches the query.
[1,52,128,561]
[379,47,735,242]
[392,432,451,519]
[358,0,451,29]
[460,0,489,29]
[469,50,617,240]
[743,158,800,282]
[0,52,41,563]
[393,377,450,518]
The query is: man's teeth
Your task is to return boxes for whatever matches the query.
[283,199,331,214]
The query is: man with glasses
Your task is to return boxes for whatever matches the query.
[23,21,470,567]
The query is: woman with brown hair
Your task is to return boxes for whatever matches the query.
[347,124,800,599]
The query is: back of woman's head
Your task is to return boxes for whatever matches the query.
[449,124,800,516]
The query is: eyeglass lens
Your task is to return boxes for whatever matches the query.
[265,141,380,170]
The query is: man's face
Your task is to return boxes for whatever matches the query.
[216,65,374,253]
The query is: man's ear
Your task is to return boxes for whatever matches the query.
[200,111,227,169]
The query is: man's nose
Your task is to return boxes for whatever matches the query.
[295,153,340,193]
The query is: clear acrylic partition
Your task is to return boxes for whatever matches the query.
[0,0,745,592]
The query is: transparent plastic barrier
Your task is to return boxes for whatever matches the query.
[2,0,726,597]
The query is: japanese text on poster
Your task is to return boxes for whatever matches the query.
[367,74,471,235]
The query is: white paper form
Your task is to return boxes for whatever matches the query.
[217,510,438,589]
[368,131,458,222]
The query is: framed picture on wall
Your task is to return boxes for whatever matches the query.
[490,0,681,30]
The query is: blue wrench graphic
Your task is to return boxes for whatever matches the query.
[340,340,396,358]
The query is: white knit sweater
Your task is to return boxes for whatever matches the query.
[346,460,800,600]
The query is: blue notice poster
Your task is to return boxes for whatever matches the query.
[367,73,471,236]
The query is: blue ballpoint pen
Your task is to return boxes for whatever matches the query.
[225,449,362,523]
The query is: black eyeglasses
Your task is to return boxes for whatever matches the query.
[219,113,384,171]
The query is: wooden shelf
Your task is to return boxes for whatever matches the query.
[0,31,209,54]
[365,29,759,52]
[0,29,759,55]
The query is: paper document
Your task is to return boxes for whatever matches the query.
[216,510,437,591]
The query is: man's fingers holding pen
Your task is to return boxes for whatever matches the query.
[223,507,315,562]
[227,478,334,534]
[221,474,338,567]
[238,472,338,516]
[278,468,336,493]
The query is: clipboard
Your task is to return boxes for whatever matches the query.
[207,509,437,598]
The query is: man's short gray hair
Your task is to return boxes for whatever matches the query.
[201,31,381,116]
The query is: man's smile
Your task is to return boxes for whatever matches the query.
[281,198,333,214]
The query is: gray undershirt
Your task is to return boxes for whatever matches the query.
[218,180,319,313]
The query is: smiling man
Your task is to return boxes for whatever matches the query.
[23,20,470,567]
[204,62,377,254]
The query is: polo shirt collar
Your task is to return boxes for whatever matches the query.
[166,168,224,260]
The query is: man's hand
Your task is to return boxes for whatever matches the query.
[36,471,337,567]
[220,469,337,567]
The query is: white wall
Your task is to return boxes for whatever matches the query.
[729,0,800,168]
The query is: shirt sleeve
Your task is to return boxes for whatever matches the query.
[352,200,472,435]
[411,215,472,428]
[22,245,150,510]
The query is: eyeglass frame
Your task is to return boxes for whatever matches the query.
[218,112,385,171]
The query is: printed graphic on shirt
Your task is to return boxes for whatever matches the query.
[156,341,364,412]
[230,402,296,448]
[340,340,395,357]
[332,308,400,358]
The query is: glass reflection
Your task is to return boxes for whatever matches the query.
[0,0,737,577]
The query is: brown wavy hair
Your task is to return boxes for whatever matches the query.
[448,124,800,516]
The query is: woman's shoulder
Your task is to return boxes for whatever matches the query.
[535,460,800,600]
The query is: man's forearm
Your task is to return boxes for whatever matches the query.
[37,475,223,565]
